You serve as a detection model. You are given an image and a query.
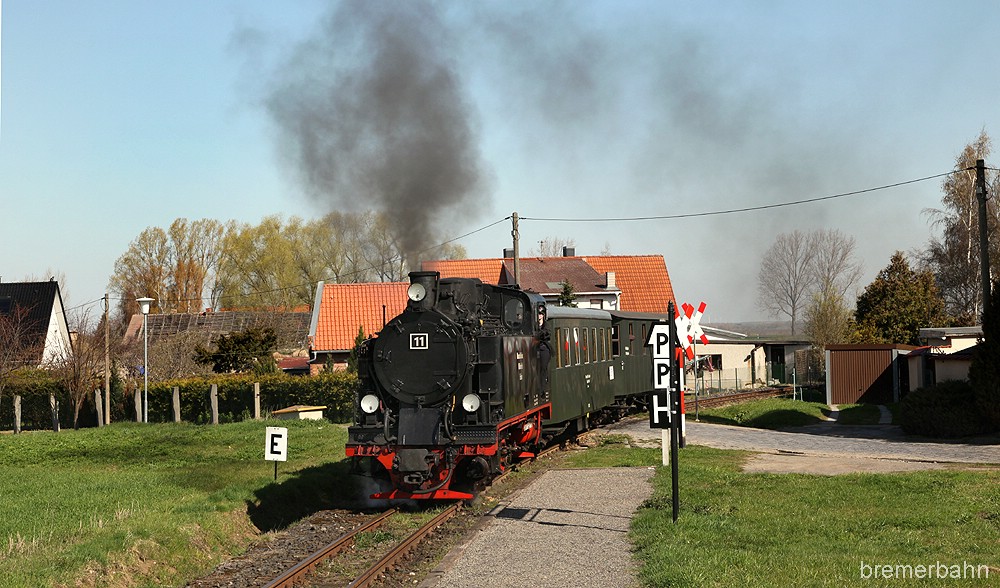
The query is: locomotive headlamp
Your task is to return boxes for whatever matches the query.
[360,394,380,414]
[407,282,426,302]
[462,393,481,412]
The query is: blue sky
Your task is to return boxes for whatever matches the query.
[3,1,1000,323]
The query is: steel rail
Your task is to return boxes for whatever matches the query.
[349,503,461,588]
[690,388,786,409]
[263,509,396,588]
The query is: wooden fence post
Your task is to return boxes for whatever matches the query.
[172,387,181,423]
[95,390,104,427]
[13,395,21,434]
[134,389,142,422]
[210,384,219,425]
[49,393,60,432]
[254,382,261,420]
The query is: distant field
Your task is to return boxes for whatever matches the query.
[564,439,1000,587]
[0,420,350,587]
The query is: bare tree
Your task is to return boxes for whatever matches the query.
[811,228,864,298]
[921,130,1000,324]
[0,305,45,397]
[757,230,816,334]
[530,237,576,257]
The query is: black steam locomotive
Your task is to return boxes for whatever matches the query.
[346,271,661,500]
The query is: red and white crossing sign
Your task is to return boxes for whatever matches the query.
[675,302,709,360]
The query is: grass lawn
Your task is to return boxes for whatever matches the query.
[0,420,351,587]
[563,440,1000,587]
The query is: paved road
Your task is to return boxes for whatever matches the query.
[608,418,1000,464]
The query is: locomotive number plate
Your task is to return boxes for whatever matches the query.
[410,333,429,350]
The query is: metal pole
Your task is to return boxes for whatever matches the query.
[668,302,680,523]
[143,313,148,424]
[976,159,992,317]
[511,212,521,287]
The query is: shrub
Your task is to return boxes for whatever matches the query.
[146,371,358,424]
[899,380,991,438]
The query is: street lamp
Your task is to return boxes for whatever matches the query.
[136,297,155,423]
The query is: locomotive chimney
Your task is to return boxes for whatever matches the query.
[407,271,440,311]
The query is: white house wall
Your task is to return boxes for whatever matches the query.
[42,292,73,366]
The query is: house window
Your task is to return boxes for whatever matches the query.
[0,297,10,315]
[590,299,603,309]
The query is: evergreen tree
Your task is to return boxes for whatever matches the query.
[557,279,578,307]
[193,327,278,374]
[854,252,949,345]
[969,281,1000,430]
[347,325,366,373]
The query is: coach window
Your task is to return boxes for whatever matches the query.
[581,329,590,363]
[641,324,648,356]
[598,328,605,360]
[573,328,581,365]
[627,323,634,355]
[611,325,620,357]
[605,328,612,360]
[555,328,564,368]
[591,328,598,362]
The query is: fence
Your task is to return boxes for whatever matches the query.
[0,372,358,433]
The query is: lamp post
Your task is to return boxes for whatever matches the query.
[136,297,155,423]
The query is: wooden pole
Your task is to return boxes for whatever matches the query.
[210,384,219,425]
[172,387,181,423]
[14,395,21,434]
[254,382,261,420]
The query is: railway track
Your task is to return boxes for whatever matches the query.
[685,387,790,409]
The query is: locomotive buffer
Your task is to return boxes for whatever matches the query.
[645,302,682,523]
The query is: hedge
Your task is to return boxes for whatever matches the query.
[899,380,992,438]
[145,371,358,424]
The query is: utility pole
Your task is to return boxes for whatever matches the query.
[511,212,521,287]
[976,159,992,316]
[104,293,111,425]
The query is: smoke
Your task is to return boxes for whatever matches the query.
[265,1,490,268]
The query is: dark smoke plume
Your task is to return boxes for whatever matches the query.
[266,1,490,268]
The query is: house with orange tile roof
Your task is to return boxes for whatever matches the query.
[422,252,675,313]
[307,281,409,372]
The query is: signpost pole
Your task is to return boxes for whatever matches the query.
[668,302,681,523]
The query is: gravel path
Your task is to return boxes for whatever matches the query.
[420,467,655,588]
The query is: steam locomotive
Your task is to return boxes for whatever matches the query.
[346,271,662,500]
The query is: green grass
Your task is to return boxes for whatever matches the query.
[0,420,351,587]
[695,398,901,429]
[632,446,1000,587]
[565,441,1000,587]
[693,398,831,428]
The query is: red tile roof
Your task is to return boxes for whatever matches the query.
[421,254,675,313]
[581,255,675,313]
[310,282,410,351]
[421,258,505,283]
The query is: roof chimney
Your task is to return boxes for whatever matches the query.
[503,248,514,258]
[562,246,575,257]
[605,271,616,289]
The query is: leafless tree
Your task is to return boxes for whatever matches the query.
[811,229,864,299]
[0,305,45,397]
[757,230,817,334]
[530,237,577,257]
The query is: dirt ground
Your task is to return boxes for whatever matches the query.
[740,452,953,475]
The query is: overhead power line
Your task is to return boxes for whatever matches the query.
[520,169,965,223]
